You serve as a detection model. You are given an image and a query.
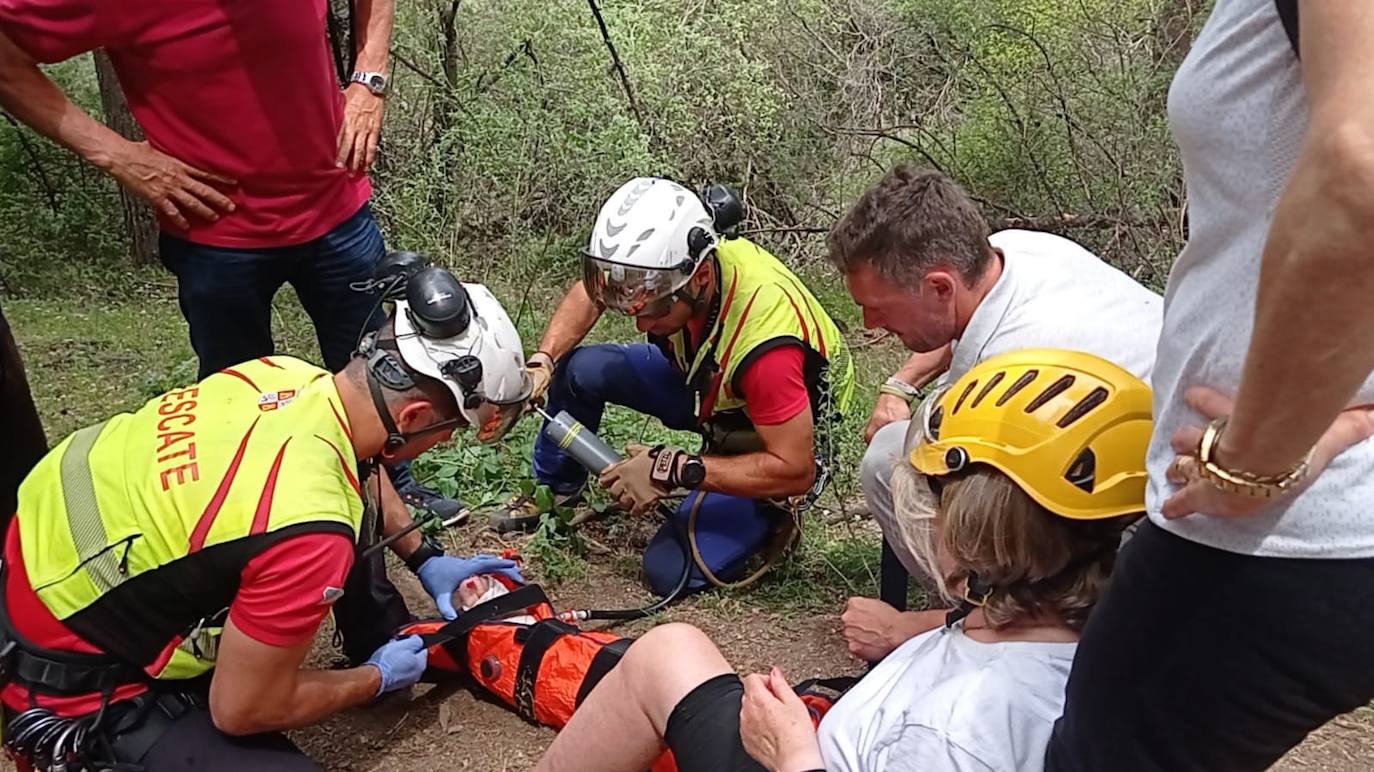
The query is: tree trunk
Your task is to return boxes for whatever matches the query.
[93,51,159,265]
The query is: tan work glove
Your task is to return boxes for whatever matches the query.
[600,444,670,515]
[525,352,555,410]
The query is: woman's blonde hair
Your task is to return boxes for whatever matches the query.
[892,461,1133,630]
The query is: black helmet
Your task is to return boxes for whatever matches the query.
[374,250,432,300]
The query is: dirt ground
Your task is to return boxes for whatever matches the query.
[290,519,1374,772]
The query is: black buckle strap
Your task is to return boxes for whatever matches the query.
[0,566,144,697]
[574,637,632,707]
[12,652,134,696]
[513,618,577,722]
[414,584,551,650]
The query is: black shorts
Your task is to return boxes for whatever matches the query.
[664,674,767,772]
[1046,521,1374,771]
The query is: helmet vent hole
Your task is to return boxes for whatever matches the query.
[996,369,1039,406]
[1057,386,1110,428]
[929,405,944,440]
[952,379,978,415]
[637,228,656,242]
[971,372,1005,409]
[1024,375,1075,414]
[1066,448,1096,493]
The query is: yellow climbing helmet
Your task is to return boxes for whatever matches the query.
[909,349,1152,520]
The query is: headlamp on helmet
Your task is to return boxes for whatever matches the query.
[388,269,531,444]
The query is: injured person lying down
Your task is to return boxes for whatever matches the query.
[523,348,1149,772]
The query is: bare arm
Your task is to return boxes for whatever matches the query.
[337,0,395,173]
[0,29,235,227]
[701,407,816,499]
[865,344,953,443]
[535,280,605,363]
[0,30,123,167]
[890,344,952,388]
[351,0,394,74]
[209,618,380,735]
[1212,4,1374,474]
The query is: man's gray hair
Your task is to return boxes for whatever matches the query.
[827,165,994,287]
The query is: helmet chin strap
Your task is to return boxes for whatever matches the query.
[366,363,411,454]
[944,541,1119,629]
[676,254,717,316]
[945,571,993,628]
[358,336,465,456]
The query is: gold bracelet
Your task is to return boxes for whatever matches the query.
[1196,416,1312,499]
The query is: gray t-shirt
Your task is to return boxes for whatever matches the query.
[1150,0,1374,557]
[817,625,1077,772]
[949,229,1161,382]
[898,229,1162,456]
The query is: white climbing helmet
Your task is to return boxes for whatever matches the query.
[393,272,531,444]
[582,177,719,315]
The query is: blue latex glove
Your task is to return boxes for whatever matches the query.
[416,553,525,620]
[365,635,428,697]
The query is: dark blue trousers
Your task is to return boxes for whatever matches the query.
[159,203,387,378]
[535,343,779,594]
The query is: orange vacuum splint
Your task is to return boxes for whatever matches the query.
[398,579,632,729]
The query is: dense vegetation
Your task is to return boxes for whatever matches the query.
[0,0,1205,596]
[2,0,1202,291]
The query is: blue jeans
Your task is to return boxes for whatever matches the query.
[536,343,779,594]
[159,203,387,377]
[159,204,426,489]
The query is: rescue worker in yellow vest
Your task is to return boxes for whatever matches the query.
[0,266,530,770]
[492,178,854,595]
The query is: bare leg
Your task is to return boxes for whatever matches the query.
[535,623,733,772]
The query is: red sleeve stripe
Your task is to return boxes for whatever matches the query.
[778,287,811,346]
[316,435,362,497]
[781,274,828,357]
[701,289,761,419]
[189,418,260,552]
[328,398,353,442]
[258,357,285,370]
[219,367,261,392]
[249,439,292,535]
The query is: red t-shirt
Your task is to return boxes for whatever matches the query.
[737,345,810,425]
[0,0,371,247]
[1,520,354,715]
[683,315,810,426]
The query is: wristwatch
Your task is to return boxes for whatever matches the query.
[1196,416,1311,499]
[649,447,707,489]
[404,534,444,573]
[349,71,388,97]
[676,455,707,488]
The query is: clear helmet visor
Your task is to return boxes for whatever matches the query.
[582,253,687,316]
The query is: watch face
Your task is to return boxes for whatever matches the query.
[681,459,706,487]
[354,72,387,94]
